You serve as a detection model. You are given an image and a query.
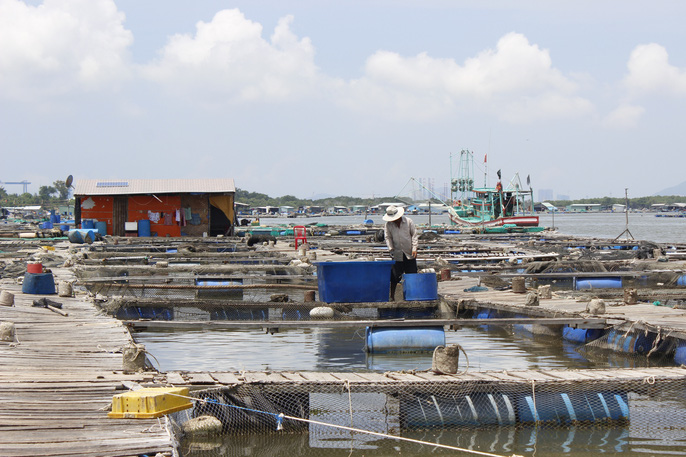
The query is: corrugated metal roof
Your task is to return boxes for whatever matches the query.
[73,178,235,196]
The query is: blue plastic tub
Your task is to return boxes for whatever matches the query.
[138,219,151,237]
[403,273,438,301]
[365,326,445,353]
[575,277,622,289]
[22,272,56,295]
[41,222,53,229]
[316,261,394,303]
[59,224,70,232]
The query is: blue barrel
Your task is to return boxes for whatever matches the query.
[138,219,151,237]
[50,214,60,223]
[67,229,96,244]
[403,273,438,301]
[41,222,53,229]
[675,341,686,365]
[517,391,629,425]
[677,275,686,286]
[67,230,83,244]
[95,221,107,236]
[575,277,622,289]
[60,224,70,232]
[22,272,56,295]
[402,392,517,428]
[365,326,445,353]
[82,219,94,229]
[562,326,604,343]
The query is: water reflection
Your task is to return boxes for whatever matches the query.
[180,422,686,457]
[136,325,677,373]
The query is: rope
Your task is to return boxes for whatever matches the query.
[165,392,524,457]
[530,380,539,425]
[343,380,354,428]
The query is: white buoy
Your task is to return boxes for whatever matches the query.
[309,306,334,319]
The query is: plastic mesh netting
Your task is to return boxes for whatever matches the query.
[170,373,686,436]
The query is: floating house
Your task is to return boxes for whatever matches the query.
[72,178,236,237]
[566,203,602,213]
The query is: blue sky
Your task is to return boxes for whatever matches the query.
[2,0,686,200]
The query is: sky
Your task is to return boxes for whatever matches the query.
[1,0,686,201]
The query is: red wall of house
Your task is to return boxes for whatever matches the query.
[128,195,182,237]
[80,194,184,237]
[80,196,114,233]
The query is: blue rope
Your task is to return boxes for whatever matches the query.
[197,397,284,430]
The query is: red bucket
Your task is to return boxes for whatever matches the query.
[27,263,43,274]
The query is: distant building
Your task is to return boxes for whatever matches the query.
[557,194,570,201]
[612,204,626,212]
[73,178,236,237]
[567,203,602,212]
[538,189,553,201]
[279,205,295,216]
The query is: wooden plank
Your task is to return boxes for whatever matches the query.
[208,372,243,385]
[185,372,217,385]
[165,371,186,385]
[328,372,378,383]
[296,372,341,383]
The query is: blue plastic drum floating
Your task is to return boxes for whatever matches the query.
[365,326,445,353]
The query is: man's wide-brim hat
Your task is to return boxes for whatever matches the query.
[383,205,404,222]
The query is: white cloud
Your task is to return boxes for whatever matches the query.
[602,103,644,129]
[0,0,133,101]
[141,9,322,103]
[623,43,686,96]
[340,32,593,122]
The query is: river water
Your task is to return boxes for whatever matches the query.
[252,210,686,244]
[134,212,686,457]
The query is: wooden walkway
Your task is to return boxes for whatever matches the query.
[439,276,686,338]
[160,366,686,388]
[0,264,175,457]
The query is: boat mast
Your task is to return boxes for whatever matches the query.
[450,150,474,204]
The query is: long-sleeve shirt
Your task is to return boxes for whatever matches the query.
[384,216,418,261]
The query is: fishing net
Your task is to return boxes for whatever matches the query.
[169,367,686,457]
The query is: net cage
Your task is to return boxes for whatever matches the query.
[578,322,684,365]
[81,273,443,323]
[169,372,686,442]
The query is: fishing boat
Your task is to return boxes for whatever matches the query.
[448,150,540,230]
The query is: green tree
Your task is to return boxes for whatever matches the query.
[53,180,70,200]
[38,186,56,202]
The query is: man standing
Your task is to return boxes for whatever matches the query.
[383,205,418,301]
